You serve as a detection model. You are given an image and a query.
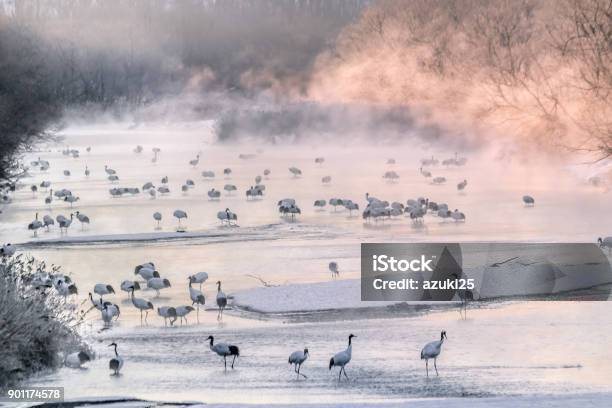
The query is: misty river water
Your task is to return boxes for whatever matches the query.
[2,123,612,405]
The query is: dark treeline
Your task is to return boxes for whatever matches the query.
[0,21,60,184]
[5,0,368,96]
[0,0,368,184]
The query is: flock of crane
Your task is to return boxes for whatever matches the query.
[16,249,453,381]
[0,143,553,236]
[11,146,486,236]
[0,145,559,237]
[65,330,448,380]
[82,262,228,324]
[20,252,452,380]
[29,259,257,375]
[5,144,612,386]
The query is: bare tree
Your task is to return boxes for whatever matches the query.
[558,0,612,159]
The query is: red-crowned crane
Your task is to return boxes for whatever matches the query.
[147,277,171,297]
[175,305,195,325]
[329,334,355,381]
[189,278,205,323]
[216,280,227,321]
[108,342,124,376]
[94,283,115,298]
[65,351,90,368]
[420,331,447,377]
[207,335,239,370]
[288,348,309,379]
[128,286,153,324]
[189,271,209,290]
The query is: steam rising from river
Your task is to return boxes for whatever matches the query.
[8,0,612,170]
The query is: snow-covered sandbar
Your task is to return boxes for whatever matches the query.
[232,279,403,313]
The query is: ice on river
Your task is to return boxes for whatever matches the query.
[232,279,395,313]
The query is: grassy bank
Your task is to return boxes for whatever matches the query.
[0,254,85,388]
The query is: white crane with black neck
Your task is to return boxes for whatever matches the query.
[188,278,205,323]
[55,279,78,299]
[157,306,177,326]
[94,283,115,298]
[120,280,140,298]
[65,351,90,368]
[128,286,153,324]
[175,305,195,325]
[329,334,355,381]
[288,348,309,379]
[88,292,104,311]
[216,280,227,321]
[420,330,447,377]
[101,302,120,326]
[189,271,209,290]
[207,335,240,370]
[147,277,171,297]
[28,213,43,237]
[108,342,124,376]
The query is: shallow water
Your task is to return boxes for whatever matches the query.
[5,124,612,244]
[3,124,612,404]
[24,302,612,404]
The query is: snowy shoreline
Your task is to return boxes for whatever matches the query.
[14,223,335,248]
[17,229,264,247]
[231,278,612,315]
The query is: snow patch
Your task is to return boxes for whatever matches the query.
[232,279,398,313]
